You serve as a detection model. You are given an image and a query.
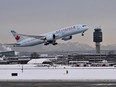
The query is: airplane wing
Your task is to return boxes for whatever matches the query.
[19,34,46,40]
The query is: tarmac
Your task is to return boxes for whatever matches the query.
[0,82,116,87]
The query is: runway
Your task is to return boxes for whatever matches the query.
[0,82,116,87]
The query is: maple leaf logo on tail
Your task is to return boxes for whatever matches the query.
[15,35,20,41]
[11,30,25,42]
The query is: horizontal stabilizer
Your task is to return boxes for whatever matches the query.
[4,43,20,47]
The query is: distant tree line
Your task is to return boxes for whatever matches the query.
[30,52,40,59]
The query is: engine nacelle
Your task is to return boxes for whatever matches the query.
[62,36,72,41]
[45,34,55,41]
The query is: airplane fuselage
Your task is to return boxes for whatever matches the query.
[12,24,88,47]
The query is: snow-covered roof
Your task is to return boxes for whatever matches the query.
[28,58,51,64]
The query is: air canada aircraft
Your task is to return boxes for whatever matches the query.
[10,24,88,47]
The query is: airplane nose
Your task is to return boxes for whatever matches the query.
[86,27,89,30]
[85,27,89,31]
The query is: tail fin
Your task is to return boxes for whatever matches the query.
[11,30,25,42]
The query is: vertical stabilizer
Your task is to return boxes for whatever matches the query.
[11,30,25,42]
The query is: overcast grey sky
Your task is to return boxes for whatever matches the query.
[0,0,116,47]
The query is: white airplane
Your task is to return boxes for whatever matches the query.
[10,24,88,47]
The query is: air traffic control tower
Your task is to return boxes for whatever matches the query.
[93,28,103,53]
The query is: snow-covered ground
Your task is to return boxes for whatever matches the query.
[0,64,116,82]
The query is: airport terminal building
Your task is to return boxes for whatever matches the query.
[0,51,15,57]
[68,53,116,62]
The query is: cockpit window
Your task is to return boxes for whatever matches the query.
[82,25,86,27]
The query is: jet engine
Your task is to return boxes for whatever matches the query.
[45,34,55,41]
[62,36,72,41]
[44,34,57,45]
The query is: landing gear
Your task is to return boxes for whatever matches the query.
[82,32,84,36]
[44,41,58,46]
[82,33,84,36]
[52,40,58,45]
[52,42,58,45]
[44,42,49,46]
